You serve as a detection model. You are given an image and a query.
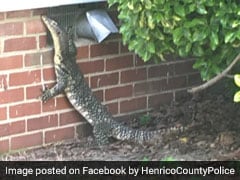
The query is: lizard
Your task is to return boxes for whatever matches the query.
[40,15,181,146]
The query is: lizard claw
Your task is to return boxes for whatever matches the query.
[40,85,51,102]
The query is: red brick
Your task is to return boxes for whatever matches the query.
[27,114,58,131]
[11,132,43,150]
[148,64,175,78]
[120,68,147,83]
[56,97,72,110]
[0,13,4,20]
[115,114,138,125]
[120,97,146,113]
[0,139,9,153]
[41,96,67,113]
[188,73,202,86]
[175,60,196,75]
[10,102,41,118]
[45,127,74,144]
[166,76,187,90]
[60,111,85,126]
[134,82,151,96]
[134,57,145,67]
[0,121,25,137]
[134,79,167,96]
[90,42,119,57]
[77,46,89,59]
[33,8,47,16]
[93,90,104,102]
[39,35,47,48]
[0,55,23,70]
[25,51,52,66]
[42,50,54,64]
[4,37,37,52]
[9,70,41,86]
[76,123,92,138]
[120,43,129,53]
[26,18,45,34]
[24,52,41,67]
[106,55,133,71]
[135,55,154,66]
[105,102,118,115]
[0,22,23,36]
[42,98,57,112]
[0,88,24,104]
[148,92,173,109]
[90,72,119,88]
[85,77,90,86]
[6,10,31,18]
[0,75,8,90]
[0,107,7,120]
[26,85,42,99]
[43,67,56,81]
[79,60,104,74]
[105,85,133,101]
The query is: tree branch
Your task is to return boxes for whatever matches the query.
[188,53,240,94]
[224,74,234,79]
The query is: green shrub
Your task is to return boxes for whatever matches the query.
[108,0,240,80]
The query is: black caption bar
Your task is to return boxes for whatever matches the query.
[1,161,240,179]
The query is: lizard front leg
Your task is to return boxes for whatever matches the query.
[40,80,67,102]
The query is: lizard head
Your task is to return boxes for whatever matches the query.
[41,15,69,64]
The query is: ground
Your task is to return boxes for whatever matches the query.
[1,86,240,161]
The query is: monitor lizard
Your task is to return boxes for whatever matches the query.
[40,15,181,146]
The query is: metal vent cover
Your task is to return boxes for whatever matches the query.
[46,4,118,44]
[46,5,84,45]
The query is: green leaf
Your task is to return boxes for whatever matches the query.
[234,74,240,87]
[225,32,235,43]
[185,43,192,54]
[157,53,166,61]
[144,0,152,9]
[233,91,240,103]
[188,4,196,13]
[142,51,151,61]
[184,18,207,28]
[192,30,207,42]
[211,64,221,75]
[192,45,204,56]
[133,3,142,13]
[173,28,183,45]
[179,43,191,57]
[174,4,185,17]
[161,156,176,161]
[147,15,155,29]
[139,114,151,126]
[183,29,192,42]
[110,0,240,86]
[231,20,240,28]
[197,5,207,14]
[147,42,156,54]
[193,58,206,69]
[142,157,150,161]
[210,32,219,50]
[127,1,134,10]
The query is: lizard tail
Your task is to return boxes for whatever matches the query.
[112,122,182,144]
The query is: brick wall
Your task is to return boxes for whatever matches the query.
[0,7,202,153]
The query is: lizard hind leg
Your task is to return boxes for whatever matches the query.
[93,123,111,147]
